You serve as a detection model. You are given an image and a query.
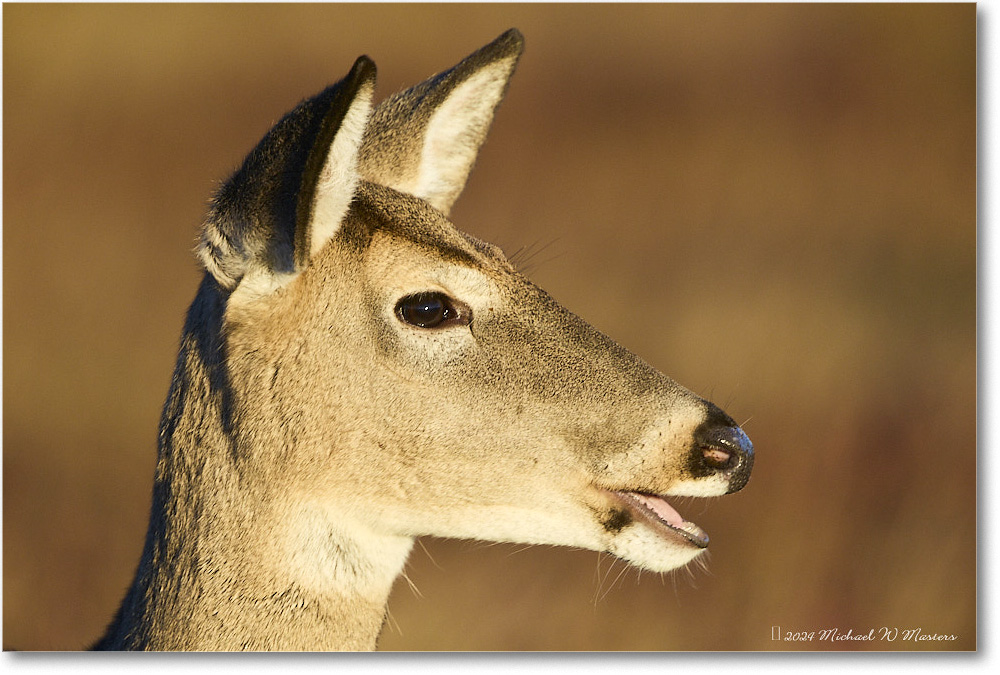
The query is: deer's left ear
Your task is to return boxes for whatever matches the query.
[199,56,376,294]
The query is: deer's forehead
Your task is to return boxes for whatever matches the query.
[329,182,510,286]
[345,182,505,261]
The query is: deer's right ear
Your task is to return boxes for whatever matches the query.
[198,57,376,296]
[359,29,523,216]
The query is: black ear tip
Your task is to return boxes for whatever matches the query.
[496,28,525,55]
[348,55,377,87]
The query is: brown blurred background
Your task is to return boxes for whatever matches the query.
[3,3,975,651]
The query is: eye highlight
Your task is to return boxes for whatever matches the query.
[396,292,470,329]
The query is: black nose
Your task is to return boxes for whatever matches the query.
[694,409,755,493]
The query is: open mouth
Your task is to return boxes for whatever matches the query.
[612,491,710,548]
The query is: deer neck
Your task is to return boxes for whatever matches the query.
[103,282,413,650]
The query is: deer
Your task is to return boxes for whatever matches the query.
[93,29,753,651]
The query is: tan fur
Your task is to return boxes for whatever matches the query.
[96,29,753,651]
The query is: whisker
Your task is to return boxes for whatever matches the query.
[598,561,631,603]
[416,538,442,570]
[593,554,620,606]
[384,607,403,636]
[399,567,423,599]
[507,237,563,275]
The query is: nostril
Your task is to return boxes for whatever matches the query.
[694,422,755,492]
[698,423,752,458]
[701,446,733,470]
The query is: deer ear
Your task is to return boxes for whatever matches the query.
[360,29,523,215]
[294,57,376,269]
[199,57,376,293]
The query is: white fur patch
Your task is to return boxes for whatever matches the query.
[229,267,299,306]
[607,519,707,573]
[284,501,413,599]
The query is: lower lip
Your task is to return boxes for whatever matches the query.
[611,491,710,549]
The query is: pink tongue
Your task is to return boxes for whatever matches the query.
[631,493,685,528]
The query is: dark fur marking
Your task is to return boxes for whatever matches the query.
[602,508,633,534]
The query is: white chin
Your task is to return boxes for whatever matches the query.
[609,524,708,573]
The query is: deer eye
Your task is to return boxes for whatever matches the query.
[396,292,468,329]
